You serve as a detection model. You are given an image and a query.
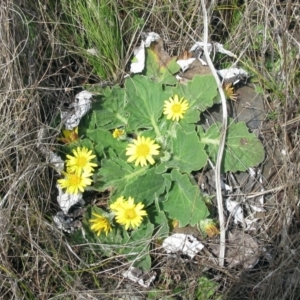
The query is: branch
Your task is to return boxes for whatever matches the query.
[200,0,227,267]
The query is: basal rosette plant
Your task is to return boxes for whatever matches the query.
[58,45,265,271]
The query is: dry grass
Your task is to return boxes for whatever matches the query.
[0,0,300,299]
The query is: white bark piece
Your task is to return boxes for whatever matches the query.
[190,42,213,54]
[226,198,244,225]
[218,67,248,84]
[56,184,83,214]
[177,57,195,72]
[143,32,160,47]
[214,42,236,57]
[61,90,92,130]
[130,41,145,73]
[122,266,156,288]
[162,233,204,258]
[48,152,64,174]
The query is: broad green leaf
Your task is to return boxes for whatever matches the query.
[123,168,166,206]
[162,169,209,227]
[200,120,265,172]
[147,203,169,238]
[125,75,170,135]
[92,86,128,130]
[171,75,219,124]
[157,126,208,174]
[94,148,147,195]
[144,43,180,85]
[123,222,154,271]
[87,128,127,157]
[72,206,130,257]
[76,206,153,270]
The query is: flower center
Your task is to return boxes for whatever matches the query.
[76,156,87,167]
[125,208,137,220]
[171,103,182,113]
[69,174,81,186]
[136,144,150,156]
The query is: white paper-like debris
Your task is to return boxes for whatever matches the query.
[281,149,287,156]
[143,32,160,47]
[122,266,156,288]
[245,218,260,231]
[226,198,244,225]
[190,41,236,57]
[52,210,84,233]
[56,184,83,214]
[53,212,73,233]
[49,152,64,174]
[190,41,213,54]
[214,42,236,57]
[130,41,145,73]
[37,128,64,173]
[249,193,265,212]
[162,233,204,258]
[249,167,256,177]
[61,90,92,130]
[177,57,195,72]
[218,67,248,84]
[221,180,233,192]
[249,202,265,213]
[53,214,69,232]
[130,32,160,73]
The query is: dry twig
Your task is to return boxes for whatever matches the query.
[200,0,228,267]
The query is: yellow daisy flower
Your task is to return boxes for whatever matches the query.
[163,94,189,121]
[89,212,112,236]
[112,128,125,138]
[110,196,126,212]
[57,127,79,144]
[66,147,97,175]
[126,136,160,167]
[114,197,147,230]
[199,219,220,238]
[223,83,238,101]
[57,170,93,194]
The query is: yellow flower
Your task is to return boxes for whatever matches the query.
[112,128,125,138]
[113,197,147,230]
[170,219,179,230]
[89,212,112,236]
[57,127,79,144]
[163,94,189,121]
[199,219,220,238]
[66,147,97,175]
[110,196,126,212]
[126,136,160,167]
[223,83,238,101]
[57,170,93,194]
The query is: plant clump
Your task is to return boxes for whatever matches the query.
[54,37,265,271]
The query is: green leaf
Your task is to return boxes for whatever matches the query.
[157,126,208,173]
[92,86,128,130]
[72,206,130,257]
[125,75,170,135]
[147,203,169,238]
[87,128,126,157]
[162,169,209,227]
[196,276,219,300]
[94,148,147,195]
[124,221,154,271]
[200,120,265,172]
[123,167,166,206]
[171,75,219,124]
[144,43,180,85]
[75,206,153,270]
